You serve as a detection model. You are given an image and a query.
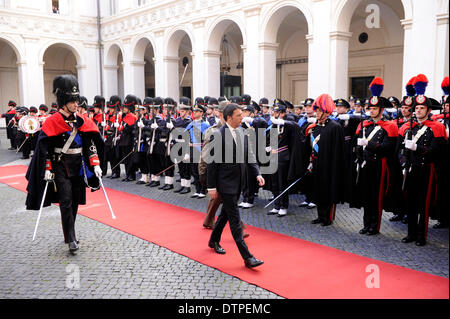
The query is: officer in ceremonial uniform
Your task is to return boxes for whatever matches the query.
[102,96,122,179]
[134,102,151,185]
[398,74,447,246]
[185,101,210,198]
[155,98,177,190]
[355,77,398,236]
[266,100,301,217]
[173,97,193,194]
[14,107,31,159]
[304,95,346,226]
[118,94,138,182]
[25,74,104,255]
[1,101,18,150]
[297,98,318,209]
[334,98,362,204]
[390,77,417,223]
[145,97,165,187]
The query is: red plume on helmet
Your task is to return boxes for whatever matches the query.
[312,94,335,114]
[369,77,384,97]
[406,76,416,97]
[442,76,449,96]
[413,74,429,96]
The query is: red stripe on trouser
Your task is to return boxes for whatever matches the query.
[424,164,436,240]
[377,158,388,232]
[329,204,336,221]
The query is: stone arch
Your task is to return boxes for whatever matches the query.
[261,1,314,44]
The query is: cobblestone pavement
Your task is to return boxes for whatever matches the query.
[0,130,448,300]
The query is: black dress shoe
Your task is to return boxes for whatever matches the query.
[359,227,370,234]
[208,242,226,254]
[158,184,166,190]
[146,181,155,187]
[150,181,160,188]
[68,241,79,254]
[433,222,449,229]
[122,177,129,182]
[109,174,120,179]
[311,219,322,224]
[8,147,16,150]
[244,257,264,268]
[173,187,183,193]
[415,239,426,246]
[162,184,174,191]
[402,236,416,243]
[321,221,332,227]
[136,181,146,185]
[179,187,191,194]
[366,229,379,236]
[389,214,402,222]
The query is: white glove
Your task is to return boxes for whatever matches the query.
[405,139,417,151]
[137,121,145,128]
[94,165,102,178]
[272,118,285,125]
[151,123,158,129]
[242,117,254,124]
[307,117,317,124]
[338,114,350,121]
[357,138,368,147]
[44,170,53,181]
[265,146,272,153]
[166,122,174,130]
[183,153,190,161]
[113,122,120,128]
[101,121,107,127]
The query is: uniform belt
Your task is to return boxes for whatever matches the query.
[159,139,167,142]
[175,139,185,143]
[54,147,82,155]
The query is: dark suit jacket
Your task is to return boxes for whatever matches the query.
[207,124,260,195]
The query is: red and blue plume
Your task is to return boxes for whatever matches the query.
[406,76,416,97]
[442,76,449,95]
[313,94,335,114]
[413,74,428,95]
[369,77,384,97]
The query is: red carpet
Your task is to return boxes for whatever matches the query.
[1,165,448,299]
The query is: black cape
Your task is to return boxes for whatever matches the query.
[25,113,105,211]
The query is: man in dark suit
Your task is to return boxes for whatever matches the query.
[207,103,265,268]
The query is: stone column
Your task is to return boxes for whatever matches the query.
[204,50,221,98]
[329,31,352,99]
[243,6,262,99]
[259,42,279,102]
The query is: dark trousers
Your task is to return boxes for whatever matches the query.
[178,162,191,180]
[271,161,289,209]
[149,153,163,175]
[209,193,252,260]
[242,164,257,204]
[203,194,247,230]
[134,152,149,175]
[191,163,205,194]
[7,126,17,148]
[54,174,83,244]
[406,165,436,240]
[120,145,135,179]
[360,160,387,231]
[104,145,120,176]
[317,203,336,224]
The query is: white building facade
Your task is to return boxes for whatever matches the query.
[0,0,449,111]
